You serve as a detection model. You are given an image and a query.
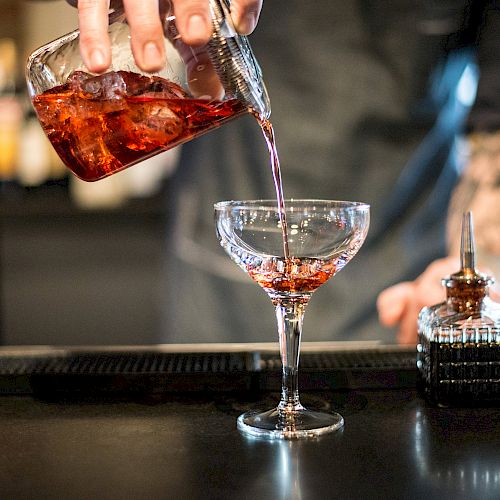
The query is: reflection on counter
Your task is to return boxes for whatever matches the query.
[413,408,500,495]
[243,435,306,500]
[277,441,303,500]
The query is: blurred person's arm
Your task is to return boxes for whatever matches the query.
[377,3,500,344]
[378,136,500,344]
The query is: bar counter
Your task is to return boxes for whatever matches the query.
[0,344,498,499]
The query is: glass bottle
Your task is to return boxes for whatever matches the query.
[25,0,270,182]
[417,212,500,406]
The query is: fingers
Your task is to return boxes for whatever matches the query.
[230,0,262,34]
[377,281,420,344]
[123,0,166,72]
[397,293,420,345]
[172,0,212,46]
[166,0,263,45]
[77,0,112,73]
[414,257,458,306]
[376,282,414,327]
[171,0,262,98]
[76,0,262,76]
[377,257,458,344]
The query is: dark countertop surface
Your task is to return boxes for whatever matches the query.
[1,386,499,499]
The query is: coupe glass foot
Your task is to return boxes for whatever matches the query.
[237,407,344,440]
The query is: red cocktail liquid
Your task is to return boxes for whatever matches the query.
[32,70,246,181]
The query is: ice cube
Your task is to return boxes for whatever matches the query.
[124,99,184,151]
[65,70,127,100]
[68,113,121,176]
[67,70,93,87]
[144,76,190,99]
[118,71,190,99]
[117,71,152,96]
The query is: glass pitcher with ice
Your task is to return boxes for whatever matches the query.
[26,0,270,182]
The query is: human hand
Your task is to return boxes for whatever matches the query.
[70,0,262,74]
[376,257,460,345]
[377,256,500,344]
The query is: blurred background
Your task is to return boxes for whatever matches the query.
[0,0,484,346]
[1,1,176,345]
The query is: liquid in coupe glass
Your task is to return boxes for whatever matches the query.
[215,200,370,439]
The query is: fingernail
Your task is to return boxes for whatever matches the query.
[187,14,209,40]
[90,49,106,70]
[241,14,256,33]
[143,42,162,67]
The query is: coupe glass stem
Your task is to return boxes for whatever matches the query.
[275,297,310,413]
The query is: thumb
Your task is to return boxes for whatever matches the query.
[230,0,262,35]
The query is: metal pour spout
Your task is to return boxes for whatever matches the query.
[460,211,476,275]
[444,211,494,311]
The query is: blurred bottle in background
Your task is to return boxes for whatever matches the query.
[1,1,172,209]
[0,38,23,181]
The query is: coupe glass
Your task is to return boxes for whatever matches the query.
[215,199,370,439]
